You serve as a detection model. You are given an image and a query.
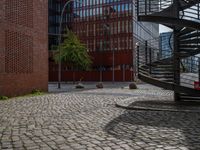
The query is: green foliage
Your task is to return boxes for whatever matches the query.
[0,90,44,101]
[31,89,43,95]
[50,45,58,51]
[0,96,8,100]
[54,31,92,71]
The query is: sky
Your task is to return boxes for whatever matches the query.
[159,25,172,33]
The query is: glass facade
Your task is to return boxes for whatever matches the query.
[48,0,159,52]
[73,0,134,52]
[72,0,159,52]
[48,0,159,74]
[72,0,159,71]
[159,32,173,58]
[48,0,72,50]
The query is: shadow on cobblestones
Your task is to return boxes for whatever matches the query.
[104,105,200,150]
[125,100,200,112]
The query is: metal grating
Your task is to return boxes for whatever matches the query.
[5,30,33,74]
[5,0,33,28]
[0,49,5,73]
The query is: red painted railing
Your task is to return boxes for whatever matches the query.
[49,70,133,82]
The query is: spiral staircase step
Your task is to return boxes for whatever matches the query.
[137,0,200,101]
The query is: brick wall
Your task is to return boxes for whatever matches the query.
[0,0,48,96]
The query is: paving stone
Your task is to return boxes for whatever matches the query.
[0,83,200,149]
[102,147,112,150]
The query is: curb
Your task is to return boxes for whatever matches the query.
[115,103,200,113]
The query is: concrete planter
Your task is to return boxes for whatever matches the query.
[129,82,137,89]
[96,82,103,89]
[75,83,84,89]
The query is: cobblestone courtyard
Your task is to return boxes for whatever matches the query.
[0,83,200,150]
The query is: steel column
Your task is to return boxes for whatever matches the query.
[137,0,139,17]
[173,0,181,101]
[145,41,148,65]
[199,58,200,85]
[145,0,147,15]
[149,48,152,74]
[137,45,140,76]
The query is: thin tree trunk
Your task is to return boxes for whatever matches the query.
[72,66,75,84]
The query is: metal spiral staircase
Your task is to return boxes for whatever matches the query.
[137,0,200,101]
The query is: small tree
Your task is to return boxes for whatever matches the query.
[54,31,92,82]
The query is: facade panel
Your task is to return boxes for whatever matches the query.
[48,0,159,81]
[0,0,48,96]
[48,0,72,50]
[73,0,134,71]
[159,32,173,58]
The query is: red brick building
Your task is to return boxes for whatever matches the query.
[48,0,159,82]
[72,2,134,81]
[0,0,48,96]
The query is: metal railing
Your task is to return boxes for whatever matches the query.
[137,0,200,22]
[137,0,172,16]
[137,40,200,88]
[181,3,200,22]
[136,0,200,91]
[137,39,173,76]
[182,56,200,73]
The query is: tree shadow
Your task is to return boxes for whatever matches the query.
[104,100,200,149]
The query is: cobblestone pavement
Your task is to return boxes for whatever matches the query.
[0,83,200,150]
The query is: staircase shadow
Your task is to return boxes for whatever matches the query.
[131,100,200,111]
[104,101,200,149]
